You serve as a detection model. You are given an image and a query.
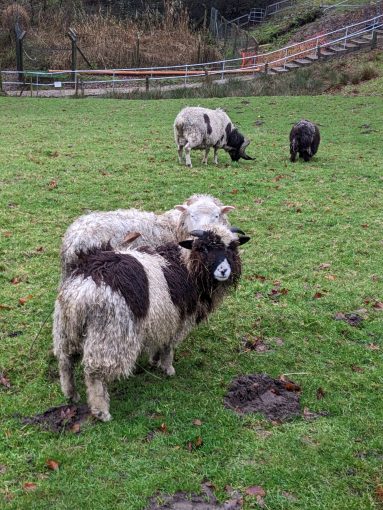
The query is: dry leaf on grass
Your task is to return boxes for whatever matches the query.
[46,459,59,471]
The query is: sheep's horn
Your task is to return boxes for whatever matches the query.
[190,230,205,238]
[230,227,246,236]
[239,139,255,160]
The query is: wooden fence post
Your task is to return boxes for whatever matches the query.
[67,28,77,88]
[15,22,26,83]
[371,30,377,49]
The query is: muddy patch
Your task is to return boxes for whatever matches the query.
[23,404,92,433]
[224,374,301,422]
[146,483,242,510]
[334,312,364,327]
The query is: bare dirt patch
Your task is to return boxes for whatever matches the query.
[224,374,301,422]
[146,483,242,510]
[23,404,91,433]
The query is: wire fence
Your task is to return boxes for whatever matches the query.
[1,14,382,96]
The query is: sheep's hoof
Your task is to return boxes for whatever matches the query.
[165,366,176,377]
[93,410,112,422]
[186,163,192,168]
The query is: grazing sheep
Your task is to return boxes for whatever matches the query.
[53,225,250,421]
[60,194,235,280]
[174,106,254,167]
[289,119,320,162]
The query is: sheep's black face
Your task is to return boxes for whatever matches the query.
[225,129,254,162]
[228,148,241,162]
[180,231,250,283]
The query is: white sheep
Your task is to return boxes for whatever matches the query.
[60,194,235,280]
[53,224,250,421]
[174,106,254,167]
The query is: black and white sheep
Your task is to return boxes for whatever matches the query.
[53,224,250,421]
[289,119,320,162]
[174,106,254,167]
[60,194,235,280]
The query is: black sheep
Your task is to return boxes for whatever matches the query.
[290,120,320,162]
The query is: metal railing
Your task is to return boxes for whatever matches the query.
[1,14,381,95]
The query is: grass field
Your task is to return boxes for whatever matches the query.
[1,95,383,509]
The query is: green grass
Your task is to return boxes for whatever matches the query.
[1,96,383,509]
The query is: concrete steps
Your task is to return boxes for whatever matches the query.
[252,23,382,79]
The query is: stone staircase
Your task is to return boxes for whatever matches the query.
[267,28,383,75]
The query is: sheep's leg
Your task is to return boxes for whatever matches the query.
[177,145,184,163]
[184,143,192,168]
[158,345,175,376]
[202,147,210,164]
[213,147,219,165]
[302,151,311,162]
[290,150,297,162]
[58,354,80,403]
[85,373,111,422]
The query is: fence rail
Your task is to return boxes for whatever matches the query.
[2,14,382,96]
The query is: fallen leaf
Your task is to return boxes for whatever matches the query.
[351,365,364,373]
[361,223,369,228]
[195,436,203,447]
[318,263,331,270]
[122,232,141,245]
[3,231,12,238]
[187,436,203,450]
[46,459,59,471]
[10,277,21,285]
[373,301,383,310]
[0,373,11,388]
[325,274,336,281]
[230,189,239,194]
[313,292,325,299]
[0,304,12,310]
[159,423,168,433]
[375,485,383,502]
[18,295,33,306]
[367,343,380,351]
[35,246,45,253]
[245,486,266,497]
[193,419,202,426]
[316,387,325,400]
[48,179,58,189]
[23,482,37,491]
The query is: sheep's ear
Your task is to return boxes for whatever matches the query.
[179,240,193,250]
[174,205,188,212]
[221,206,235,214]
[238,236,251,245]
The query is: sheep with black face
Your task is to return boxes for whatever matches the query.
[290,119,320,162]
[174,106,254,167]
[53,224,250,422]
